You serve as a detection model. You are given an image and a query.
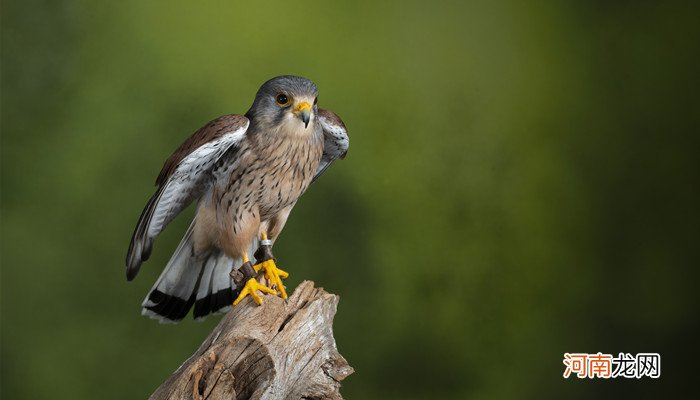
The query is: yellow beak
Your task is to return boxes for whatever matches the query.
[293,102,312,128]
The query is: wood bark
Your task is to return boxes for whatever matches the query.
[149,281,353,400]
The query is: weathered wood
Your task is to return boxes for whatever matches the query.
[149,281,353,400]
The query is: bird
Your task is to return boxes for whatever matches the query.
[125,75,349,323]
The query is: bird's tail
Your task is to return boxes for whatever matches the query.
[141,221,240,323]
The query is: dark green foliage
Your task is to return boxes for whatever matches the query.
[2,1,699,399]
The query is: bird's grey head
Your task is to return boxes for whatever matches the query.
[246,75,319,130]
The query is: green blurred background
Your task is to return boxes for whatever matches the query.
[2,1,699,399]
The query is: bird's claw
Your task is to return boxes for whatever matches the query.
[254,259,289,299]
[233,278,277,305]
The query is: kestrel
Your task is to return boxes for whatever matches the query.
[126,76,349,322]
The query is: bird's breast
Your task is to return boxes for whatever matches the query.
[254,133,323,218]
[216,127,323,222]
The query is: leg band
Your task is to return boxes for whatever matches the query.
[254,244,275,264]
[230,260,257,285]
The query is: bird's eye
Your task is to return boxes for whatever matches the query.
[313,97,318,105]
[276,94,290,105]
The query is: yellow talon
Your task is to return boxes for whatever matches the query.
[233,278,277,306]
[254,259,289,299]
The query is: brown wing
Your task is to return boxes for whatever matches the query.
[126,114,250,280]
[313,108,349,183]
[155,114,248,186]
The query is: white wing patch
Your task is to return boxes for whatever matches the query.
[147,122,248,238]
[314,114,349,182]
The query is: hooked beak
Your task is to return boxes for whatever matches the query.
[293,102,312,128]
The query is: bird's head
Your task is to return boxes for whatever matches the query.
[247,75,319,131]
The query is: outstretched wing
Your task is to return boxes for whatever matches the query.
[313,108,349,182]
[126,114,249,280]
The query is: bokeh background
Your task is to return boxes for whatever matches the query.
[2,1,699,399]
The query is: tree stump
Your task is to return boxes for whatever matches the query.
[149,281,353,400]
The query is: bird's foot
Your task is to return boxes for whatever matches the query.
[254,259,289,300]
[231,260,276,306]
[233,278,277,305]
